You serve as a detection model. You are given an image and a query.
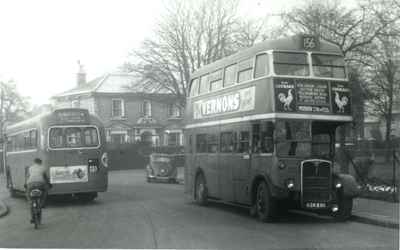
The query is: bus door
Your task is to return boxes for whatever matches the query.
[219,130,236,202]
[195,133,220,198]
[250,121,275,199]
[232,128,252,204]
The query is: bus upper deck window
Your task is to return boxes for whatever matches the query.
[199,74,209,95]
[224,64,236,87]
[312,54,346,78]
[237,58,253,83]
[273,52,309,76]
[254,53,269,78]
[209,70,223,91]
[190,78,199,97]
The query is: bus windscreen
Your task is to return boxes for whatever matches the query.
[49,126,99,149]
[312,54,346,78]
[273,52,309,76]
[275,120,332,158]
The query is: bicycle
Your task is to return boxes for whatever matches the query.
[29,188,43,229]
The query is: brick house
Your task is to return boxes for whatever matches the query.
[52,70,184,146]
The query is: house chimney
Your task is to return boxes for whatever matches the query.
[77,60,86,86]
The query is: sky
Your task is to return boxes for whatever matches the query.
[0,0,327,106]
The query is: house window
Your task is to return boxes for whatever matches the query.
[142,100,152,117]
[112,99,125,117]
[168,104,181,117]
[168,132,180,146]
[71,100,80,108]
[111,134,126,144]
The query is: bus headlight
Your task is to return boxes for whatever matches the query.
[334,180,342,189]
[101,152,109,167]
[286,179,295,189]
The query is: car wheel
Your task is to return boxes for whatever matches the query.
[194,173,208,206]
[255,181,276,222]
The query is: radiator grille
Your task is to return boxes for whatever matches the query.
[302,160,331,203]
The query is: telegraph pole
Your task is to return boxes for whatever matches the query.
[0,83,4,175]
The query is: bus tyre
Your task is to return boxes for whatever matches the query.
[6,176,17,198]
[333,197,353,221]
[194,174,208,206]
[255,181,276,222]
[77,192,97,202]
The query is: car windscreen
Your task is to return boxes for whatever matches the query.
[49,126,99,149]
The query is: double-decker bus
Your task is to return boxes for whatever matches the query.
[4,108,108,201]
[184,34,360,221]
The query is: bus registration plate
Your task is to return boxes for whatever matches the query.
[50,166,88,184]
[305,202,326,208]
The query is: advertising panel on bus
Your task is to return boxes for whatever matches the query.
[274,78,351,115]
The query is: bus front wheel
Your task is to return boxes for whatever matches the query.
[333,197,353,221]
[255,181,276,222]
[194,174,208,206]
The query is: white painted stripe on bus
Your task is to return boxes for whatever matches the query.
[6,149,38,155]
[185,113,353,129]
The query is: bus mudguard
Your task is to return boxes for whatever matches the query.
[250,174,286,202]
[334,173,361,198]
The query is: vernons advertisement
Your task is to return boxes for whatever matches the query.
[193,86,255,119]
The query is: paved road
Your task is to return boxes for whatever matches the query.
[0,170,398,249]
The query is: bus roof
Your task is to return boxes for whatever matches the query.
[190,34,342,79]
[5,108,103,135]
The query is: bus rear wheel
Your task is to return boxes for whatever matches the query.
[6,175,17,198]
[255,181,276,222]
[76,192,97,202]
[194,174,208,206]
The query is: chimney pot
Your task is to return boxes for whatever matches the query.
[77,60,86,86]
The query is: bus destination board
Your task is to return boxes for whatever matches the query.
[54,109,89,123]
[274,78,351,115]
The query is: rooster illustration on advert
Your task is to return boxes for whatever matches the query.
[334,91,349,113]
[278,89,294,111]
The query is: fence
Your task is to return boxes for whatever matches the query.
[107,143,185,171]
[339,140,399,201]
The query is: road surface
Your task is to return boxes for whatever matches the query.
[0,170,398,249]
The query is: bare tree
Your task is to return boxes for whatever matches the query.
[360,0,400,143]
[0,80,30,136]
[123,0,266,106]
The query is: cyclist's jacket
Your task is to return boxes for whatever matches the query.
[27,164,48,185]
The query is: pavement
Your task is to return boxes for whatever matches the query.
[352,198,399,229]
[0,170,398,249]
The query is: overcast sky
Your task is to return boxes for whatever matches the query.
[0,0,305,106]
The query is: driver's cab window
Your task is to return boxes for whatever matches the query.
[252,121,274,153]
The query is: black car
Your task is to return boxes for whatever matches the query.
[146,154,177,183]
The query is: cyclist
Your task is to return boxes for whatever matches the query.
[25,158,51,222]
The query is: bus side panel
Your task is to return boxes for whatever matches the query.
[7,150,41,191]
[218,152,235,202]
[184,130,194,196]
